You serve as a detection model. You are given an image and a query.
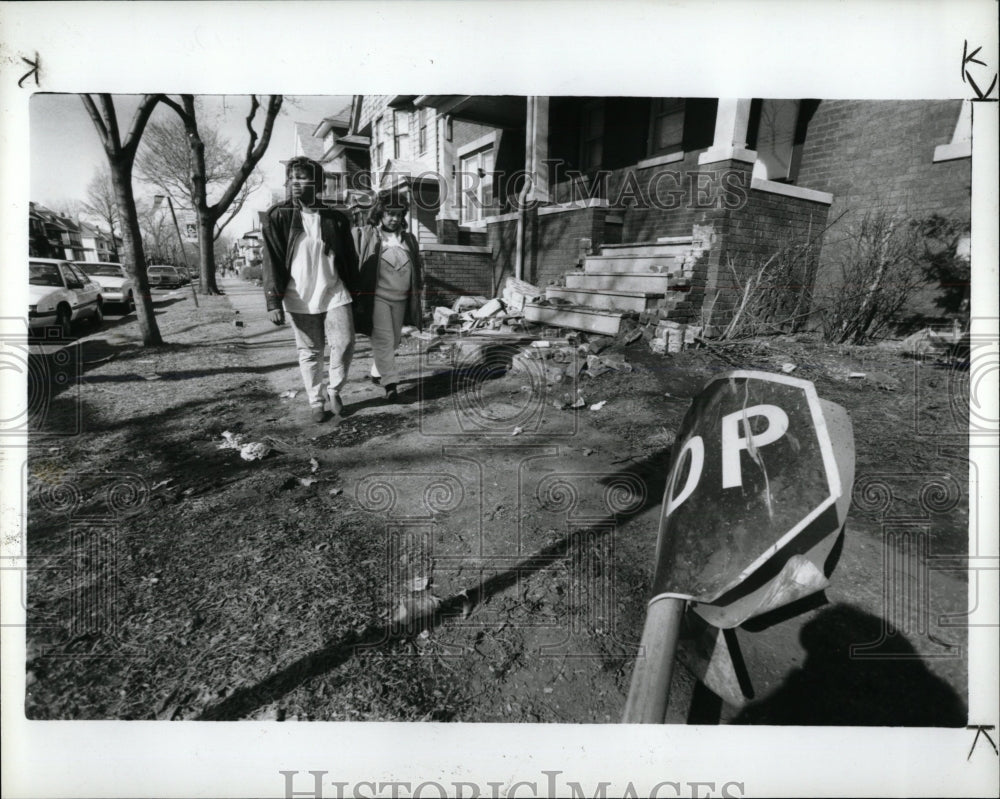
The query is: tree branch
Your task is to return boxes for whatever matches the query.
[158,95,189,120]
[121,94,164,162]
[209,95,283,220]
[244,95,261,163]
[80,95,110,149]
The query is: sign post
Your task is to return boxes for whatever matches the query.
[622,370,855,723]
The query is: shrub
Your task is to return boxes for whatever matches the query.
[814,211,927,344]
[241,265,263,282]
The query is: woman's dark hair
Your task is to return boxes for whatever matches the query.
[366,192,409,229]
[284,157,325,201]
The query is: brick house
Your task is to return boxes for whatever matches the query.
[28,203,88,262]
[289,107,371,216]
[77,220,120,263]
[344,96,971,331]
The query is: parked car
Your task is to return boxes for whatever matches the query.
[146,265,188,289]
[29,258,104,337]
[75,261,135,312]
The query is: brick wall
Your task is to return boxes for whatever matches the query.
[699,186,830,328]
[614,151,709,242]
[487,205,612,291]
[795,100,971,314]
[535,206,611,287]
[422,246,495,307]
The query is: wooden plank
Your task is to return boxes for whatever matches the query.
[524,304,623,335]
[546,286,661,312]
[584,255,681,274]
[566,272,675,293]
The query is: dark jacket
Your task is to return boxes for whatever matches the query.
[260,200,359,313]
[352,224,424,336]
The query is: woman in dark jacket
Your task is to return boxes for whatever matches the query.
[353,191,423,402]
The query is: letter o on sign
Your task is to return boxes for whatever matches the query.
[666,435,704,514]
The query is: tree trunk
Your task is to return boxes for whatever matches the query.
[110,159,163,346]
[197,212,221,294]
[184,112,222,296]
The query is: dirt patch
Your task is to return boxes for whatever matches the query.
[24,287,970,724]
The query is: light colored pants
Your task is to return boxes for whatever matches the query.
[371,295,406,387]
[288,305,355,408]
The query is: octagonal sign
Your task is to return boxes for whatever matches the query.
[650,370,847,607]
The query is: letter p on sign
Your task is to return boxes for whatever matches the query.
[651,371,851,607]
[720,404,789,489]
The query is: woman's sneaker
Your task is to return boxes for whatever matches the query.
[384,384,399,403]
[329,392,344,416]
[311,406,327,423]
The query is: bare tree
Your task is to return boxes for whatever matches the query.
[140,95,283,294]
[80,165,121,260]
[80,93,163,346]
[136,197,196,266]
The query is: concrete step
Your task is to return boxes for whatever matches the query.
[524,303,623,336]
[583,254,682,274]
[599,238,692,258]
[566,272,675,293]
[546,286,662,312]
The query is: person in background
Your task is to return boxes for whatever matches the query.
[260,157,359,423]
[353,190,423,402]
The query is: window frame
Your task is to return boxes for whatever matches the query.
[647,98,686,158]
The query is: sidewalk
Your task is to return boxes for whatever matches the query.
[220,276,391,419]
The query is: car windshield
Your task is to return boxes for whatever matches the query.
[148,267,176,274]
[29,263,63,287]
[79,264,123,277]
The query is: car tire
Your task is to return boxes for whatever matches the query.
[92,301,104,328]
[56,305,72,338]
[126,291,135,313]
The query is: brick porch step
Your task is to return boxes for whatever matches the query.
[583,254,682,274]
[598,237,692,258]
[566,272,675,293]
[546,286,662,312]
[524,303,624,336]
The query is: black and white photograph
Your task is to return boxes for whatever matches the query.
[2,2,998,798]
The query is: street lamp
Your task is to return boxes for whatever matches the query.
[152,194,199,308]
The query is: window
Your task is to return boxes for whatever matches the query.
[60,264,83,289]
[373,115,385,166]
[418,108,429,155]
[459,146,494,222]
[750,99,802,182]
[393,110,410,160]
[580,101,604,172]
[648,98,685,157]
[325,173,342,196]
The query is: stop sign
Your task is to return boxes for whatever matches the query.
[650,370,850,611]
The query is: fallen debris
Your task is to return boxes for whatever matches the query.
[589,400,608,411]
[781,363,797,373]
[452,296,490,313]
[239,442,272,461]
[218,431,272,462]
[279,389,299,399]
[501,276,543,313]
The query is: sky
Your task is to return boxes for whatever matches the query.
[29,94,351,240]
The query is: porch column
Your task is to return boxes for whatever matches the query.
[525,96,550,203]
[698,98,757,166]
[436,113,460,243]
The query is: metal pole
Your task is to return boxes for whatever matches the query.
[622,596,686,723]
[164,195,199,308]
